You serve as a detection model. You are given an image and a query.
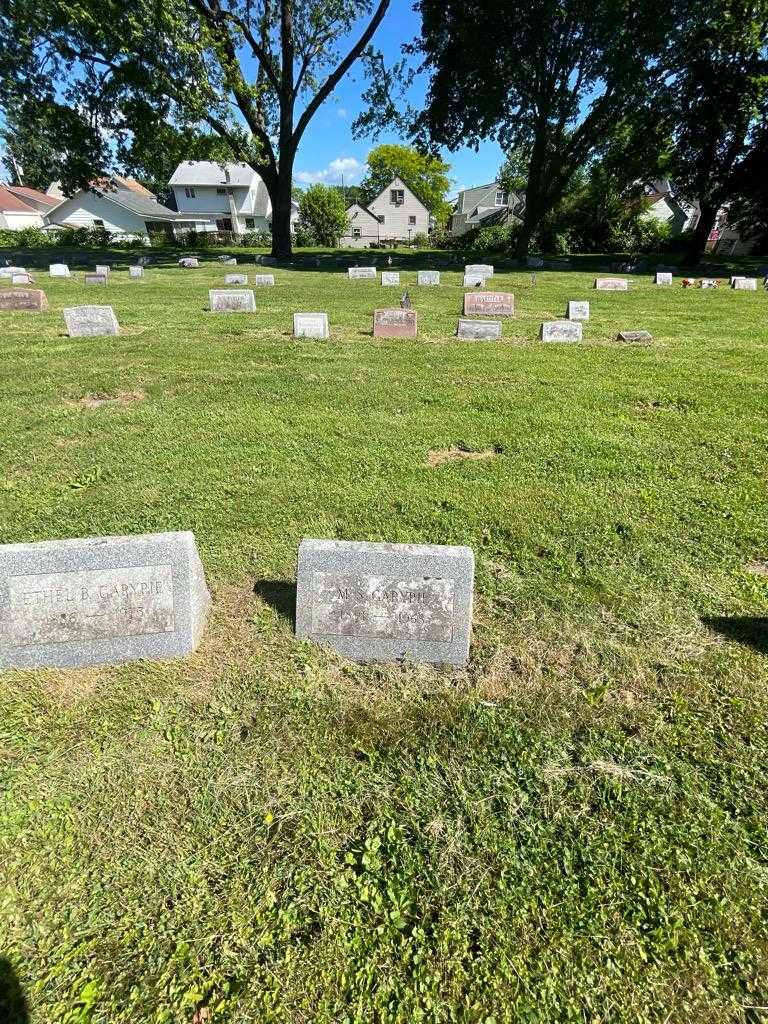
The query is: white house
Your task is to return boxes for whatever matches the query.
[168,161,298,235]
[339,177,430,248]
[46,177,189,239]
[449,181,524,236]
[641,180,699,235]
[0,185,49,230]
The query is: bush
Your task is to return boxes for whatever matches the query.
[0,227,53,249]
[240,230,272,248]
[412,232,430,248]
[293,224,318,248]
[460,223,519,253]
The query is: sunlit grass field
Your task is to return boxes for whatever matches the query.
[1,249,767,1023]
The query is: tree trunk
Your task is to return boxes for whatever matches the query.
[270,170,294,258]
[685,201,718,266]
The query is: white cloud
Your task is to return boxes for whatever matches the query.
[295,156,364,185]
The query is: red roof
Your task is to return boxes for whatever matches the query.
[6,185,59,208]
[0,186,37,213]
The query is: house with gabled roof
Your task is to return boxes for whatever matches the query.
[168,161,298,235]
[339,176,430,248]
[449,181,524,236]
[45,177,190,239]
[0,185,50,230]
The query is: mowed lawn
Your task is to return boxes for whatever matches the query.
[1,252,767,1023]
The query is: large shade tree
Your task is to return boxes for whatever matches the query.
[360,143,452,223]
[412,0,673,257]
[0,0,391,256]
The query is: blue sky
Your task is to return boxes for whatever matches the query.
[291,0,505,197]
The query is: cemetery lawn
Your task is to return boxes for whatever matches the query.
[2,253,768,1024]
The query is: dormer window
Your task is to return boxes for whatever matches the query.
[184,187,196,198]
[495,190,508,206]
[390,189,405,205]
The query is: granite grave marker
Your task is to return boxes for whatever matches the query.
[595,278,629,291]
[456,319,502,340]
[381,272,401,286]
[293,313,329,339]
[464,292,514,316]
[209,289,256,312]
[567,300,590,320]
[373,309,417,337]
[225,273,248,285]
[540,320,583,342]
[49,264,71,278]
[254,274,275,286]
[348,267,376,279]
[0,288,48,312]
[63,305,119,336]
[418,271,440,286]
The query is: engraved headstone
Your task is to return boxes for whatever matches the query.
[464,292,514,316]
[381,271,401,286]
[85,274,107,286]
[616,330,653,344]
[540,320,583,342]
[373,309,417,337]
[224,257,238,265]
[729,276,745,286]
[225,273,248,285]
[295,539,474,666]
[655,272,673,285]
[49,264,71,278]
[595,278,629,291]
[129,265,144,279]
[348,266,376,279]
[0,267,25,279]
[0,531,210,670]
[465,263,494,276]
[209,289,256,312]
[12,273,32,285]
[293,312,329,339]
[456,318,502,340]
[63,305,119,336]
[95,264,110,277]
[567,300,590,321]
[254,274,275,286]
[733,277,757,290]
[418,271,440,286]
[463,273,488,288]
[179,257,199,268]
[700,279,718,289]
[0,288,49,312]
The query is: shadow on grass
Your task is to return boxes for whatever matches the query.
[254,580,296,627]
[703,616,768,654]
[0,959,29,1024]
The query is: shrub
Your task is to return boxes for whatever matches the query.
[293,224,318,248]
[298,185,349,247]
[240,230,272,248]
[0,227,52,249]
[412,232,430,248]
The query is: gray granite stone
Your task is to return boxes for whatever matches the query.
[616,330,653,344]
[179,257,199,268]
[0,530,210,670]
[733,277,757,290]
[12,273,32,285]
[63,305,119,336]
[418,271,440,286]
[254,274,275,286]
[456,318,502,340]
[567,300,590,320]
[84,274,107,286]
[0,288,48,312]
[540,320,583,342]
[381,271,400,286]
[463,272,488,288]
[348,267,376,279]
[225,273,248,285]
[595,278,629,291]
[465,263,494,276]
[700,279,718,288]
[95,264,110,277]
[0,267,26,279]
[129,266,144,279]
[295,539,474,665]
[294,312,329,338]
[655,272,673,285]
[49,264,71,277]
[209,289,256,312]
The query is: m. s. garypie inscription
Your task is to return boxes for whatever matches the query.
[1,564,174,647]
[310,574,454,642]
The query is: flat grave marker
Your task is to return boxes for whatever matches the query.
[85,274,107,286]
[63,305,119,336]
[540,320,583,342]
[209,289,256,312]
[225,273,249,285]
[12,273,32,285]
[295,539,474,666]
[49,264,71,278]
[595,278,629,291]
[567,300,590,320]
[418,271,440,286]
[373,309,417,338]
[381,272,400,286]
[456,318,502,340]
[0,267,25,279]
[348,267,376,279]
[179,257,199,268]
[463,273,488,288]
[0,288,49,312]
[617,330,653,344]
[733,278,757,290]
[254,274,275,286]
[294,312,329,339]
[0,530,210,670]
[464,291,514,317]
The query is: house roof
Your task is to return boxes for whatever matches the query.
[0,185,38,213]
[91,187,186,221]
[346,202,381,223]
[369,176,429,213]
[6,185,59,209]
[168,161,257,187]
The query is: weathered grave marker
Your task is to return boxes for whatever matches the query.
[595,278,629,291]
[95,265,110,277]
[254,274,275,286]
[225,273,248,285]
[700,279,718,288]
[49,264,71,278]
[373,309,417,338]
[381,271,401,286]
[733,278,757,290]
[655,272,673,285]
[85,274,107,286]
[295,539,474,666]
[63,305,119,336]
[540,320,583,342]
[129,266,144,279]
[616,330,653,344]
[209,289,256,312]
[348,267,376,279]
[463,273,488,288]
[567,300,590,320]
[418,271,440,286]
[0,530,210,670]
[0,288,49,312]
[179,257,199,268]
[12,273,32,285]
[293,313,329,339]
[456,319,502,340]
[0,267,25,279]
[729,276,745,286]
[464,292,514,316]
[465,263,494,276]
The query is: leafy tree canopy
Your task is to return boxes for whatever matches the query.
[298,183,349,246]
[360,143,451,222]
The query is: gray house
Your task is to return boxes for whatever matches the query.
[449,181,525,236]
[339,177,430,248]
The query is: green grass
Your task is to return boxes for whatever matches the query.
[1,251,768,1023]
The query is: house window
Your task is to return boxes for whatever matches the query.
[216,217,233,231]
[495,190,508,206]
[245,217,255,229]
[93,219,104,227]
[352,227,362,239]
[216,187,227,195]
[390,189,404,205]
[408,215,417,225]
[378,215,385,224]
[184,187,196,198]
